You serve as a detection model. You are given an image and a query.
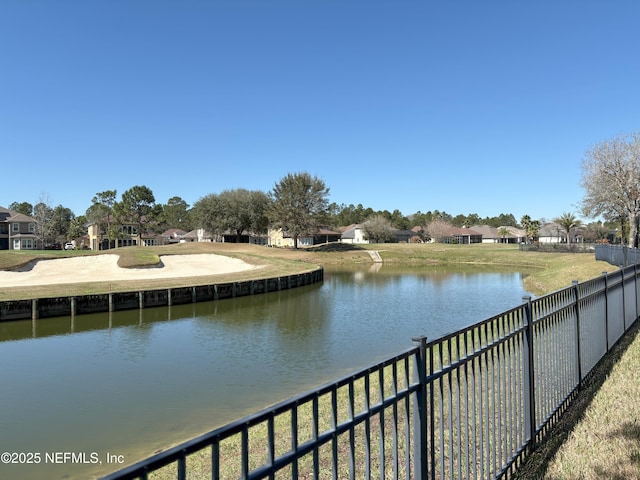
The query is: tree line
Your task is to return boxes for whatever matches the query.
[9,133,636,250]
[6,179,539,249]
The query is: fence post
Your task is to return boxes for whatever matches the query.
[623,266,628,332]
[522,296,536,446]
[412,335,428,480]
[603,272,610,352]
[636,264,639,325]
[572,281,583,387]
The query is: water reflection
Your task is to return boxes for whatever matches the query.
[0,266,530,480]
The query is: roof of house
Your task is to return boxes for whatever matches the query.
[394,229,418,237]
[470,225,499,237]
[538,222,564,236]
[339,224,359,233]
[341,226,359,239]
[0,206,36,223]
[446,227,482,236]
[161,228,188,238]
[470,225,526,238]
[316,228,341,236]
[7,212,36,223]
[503,226,526,237]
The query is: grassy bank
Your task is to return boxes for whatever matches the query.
[0,242,617,301]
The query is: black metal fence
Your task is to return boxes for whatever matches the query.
[595,243,640,267]
[102,264,640,480]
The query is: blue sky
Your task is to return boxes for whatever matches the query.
[2,1,639,223]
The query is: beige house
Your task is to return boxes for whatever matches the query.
[268,228,314,248]
[87,221,160,250]
[268,227,341,248]
[0,206,39,250]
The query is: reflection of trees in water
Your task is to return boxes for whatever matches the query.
[188,284,330,358]
[325,264,528,289]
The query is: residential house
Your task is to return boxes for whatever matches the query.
[340,224,369,244]
[161,228,188,245]
[220,230,268,245]
[87,216,160,249]
[415,225,483,244]
[268,227,341,248]
[469,225,501,243]
[471,225,527,244]
[442,227,483,244]
[0,206,39,250]
[342,224,422,244]
[537,223,564,244]
[538,222,584,244]
[416,225,483,244]
[314,228,342,244]
[394,229,420,243]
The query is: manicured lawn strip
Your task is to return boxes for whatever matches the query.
[516,321,640,480]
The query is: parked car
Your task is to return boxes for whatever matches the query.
[64,242,75,250]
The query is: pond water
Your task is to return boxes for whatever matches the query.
[0,265,531,479]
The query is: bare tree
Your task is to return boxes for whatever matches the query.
[362,215,395,243]
[426,218,454,243]
[32,192,54,248]
[582,133,640,247]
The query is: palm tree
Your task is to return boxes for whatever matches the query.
[554,212,582,249]
[497,227,510,243]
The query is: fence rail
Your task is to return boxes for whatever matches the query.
[102,263,640,480]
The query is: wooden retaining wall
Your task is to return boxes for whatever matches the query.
[0,268,323,322]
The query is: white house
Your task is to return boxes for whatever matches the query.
[340,224,369,244]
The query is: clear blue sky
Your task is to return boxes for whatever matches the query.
[2,1,639,223]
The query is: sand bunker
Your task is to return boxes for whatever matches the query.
[0,254,258,287]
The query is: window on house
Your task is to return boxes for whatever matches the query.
[28,223,35,232]
[12,223,19,233]
[119,225,138,235]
